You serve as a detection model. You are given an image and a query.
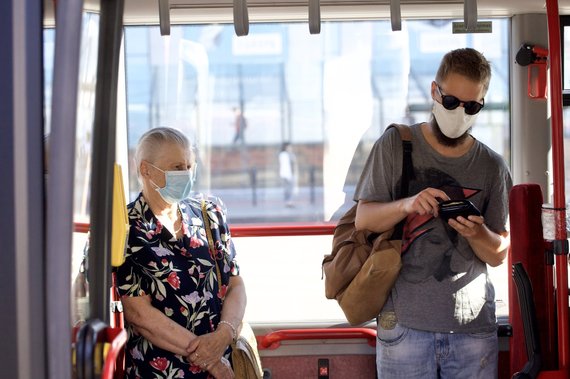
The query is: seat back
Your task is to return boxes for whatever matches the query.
[508,184,557,375]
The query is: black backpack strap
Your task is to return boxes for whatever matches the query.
[386,123,414,239]
[387,123,414,197]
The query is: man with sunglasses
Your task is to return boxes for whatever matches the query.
[354,48,512,378]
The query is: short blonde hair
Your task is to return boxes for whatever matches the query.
[134,127,193,176]
[435,48,492,94]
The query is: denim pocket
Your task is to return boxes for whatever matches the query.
[377,320,408,346]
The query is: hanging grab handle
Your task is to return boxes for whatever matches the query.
[234,0,249,36]
[309,0,321,34]
[390,0,401,31]
[158,0,170,36]
[464,0,478,31]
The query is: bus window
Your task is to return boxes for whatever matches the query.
[123,19,511,323]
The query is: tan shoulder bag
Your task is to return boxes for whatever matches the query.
[322,124,413,325]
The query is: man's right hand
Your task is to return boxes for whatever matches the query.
[403,187,449,218]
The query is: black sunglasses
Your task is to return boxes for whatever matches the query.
[435,83,484,115]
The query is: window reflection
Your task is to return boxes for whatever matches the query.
[124,19,510,225]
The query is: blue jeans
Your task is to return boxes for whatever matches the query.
[376,315,498,379]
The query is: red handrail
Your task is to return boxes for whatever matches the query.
[546,0,570,375]
[257,328,377,350]
[102,328,127,379]
[74,222,336,237]
[75,222,90,234]
[232,224,335,237]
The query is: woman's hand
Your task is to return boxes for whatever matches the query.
[208,358,234,379]
[186,328,233,369]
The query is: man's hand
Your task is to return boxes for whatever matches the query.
[447,215,485,238]
[402,188,449,217]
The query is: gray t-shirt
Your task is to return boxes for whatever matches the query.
[354,124,512,333]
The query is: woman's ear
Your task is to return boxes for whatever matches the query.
[140,161,150,177]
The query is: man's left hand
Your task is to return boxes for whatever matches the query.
[447,215,485,238]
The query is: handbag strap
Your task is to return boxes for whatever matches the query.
[201,200,223,285]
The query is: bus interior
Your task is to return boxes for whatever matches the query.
[4,0,570,377]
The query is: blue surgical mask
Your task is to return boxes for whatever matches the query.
[149,163,195,204]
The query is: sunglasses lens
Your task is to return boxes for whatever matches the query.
[437,84,483,115]
[464,102,483,115]
[441,95,460,110]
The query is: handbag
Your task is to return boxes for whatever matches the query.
[231,322,264,379]
[201,201,264,379]
[322,124,413,326]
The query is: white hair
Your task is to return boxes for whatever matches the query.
[134,127,193,177]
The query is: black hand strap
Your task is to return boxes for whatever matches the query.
[388,123,414,239]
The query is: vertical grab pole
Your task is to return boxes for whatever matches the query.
[47,0,84,377]
[545,0,570,373]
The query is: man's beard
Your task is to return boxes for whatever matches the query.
[430,116,471,147]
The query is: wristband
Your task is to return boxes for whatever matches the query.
[218,320,237,342]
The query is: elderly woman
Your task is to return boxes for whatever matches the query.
[117,127,246,379]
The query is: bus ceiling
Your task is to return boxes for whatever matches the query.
[44,0,570,28]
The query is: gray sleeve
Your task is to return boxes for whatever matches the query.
[353,127,402,203]
[482,155,513,234]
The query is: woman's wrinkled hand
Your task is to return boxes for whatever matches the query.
[186,329,232,369]
[208,358,234,379]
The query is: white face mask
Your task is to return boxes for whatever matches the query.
[432,101,478,139]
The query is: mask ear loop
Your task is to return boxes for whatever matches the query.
[191,163,198,182]
[145,162,166,190]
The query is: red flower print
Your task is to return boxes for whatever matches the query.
[149,357,168,371]
[180,306,189,316]
[189,236,203,249]
[155,220,163,234]
[167,272,180,289]
[161,258,168,266]
[218,284,228,299]
[190,364,202,374]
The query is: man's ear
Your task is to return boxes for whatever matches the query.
[430,81,438,100]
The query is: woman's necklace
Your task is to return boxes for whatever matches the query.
[173,207,183,234]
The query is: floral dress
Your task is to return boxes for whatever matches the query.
[117,193,240,379]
